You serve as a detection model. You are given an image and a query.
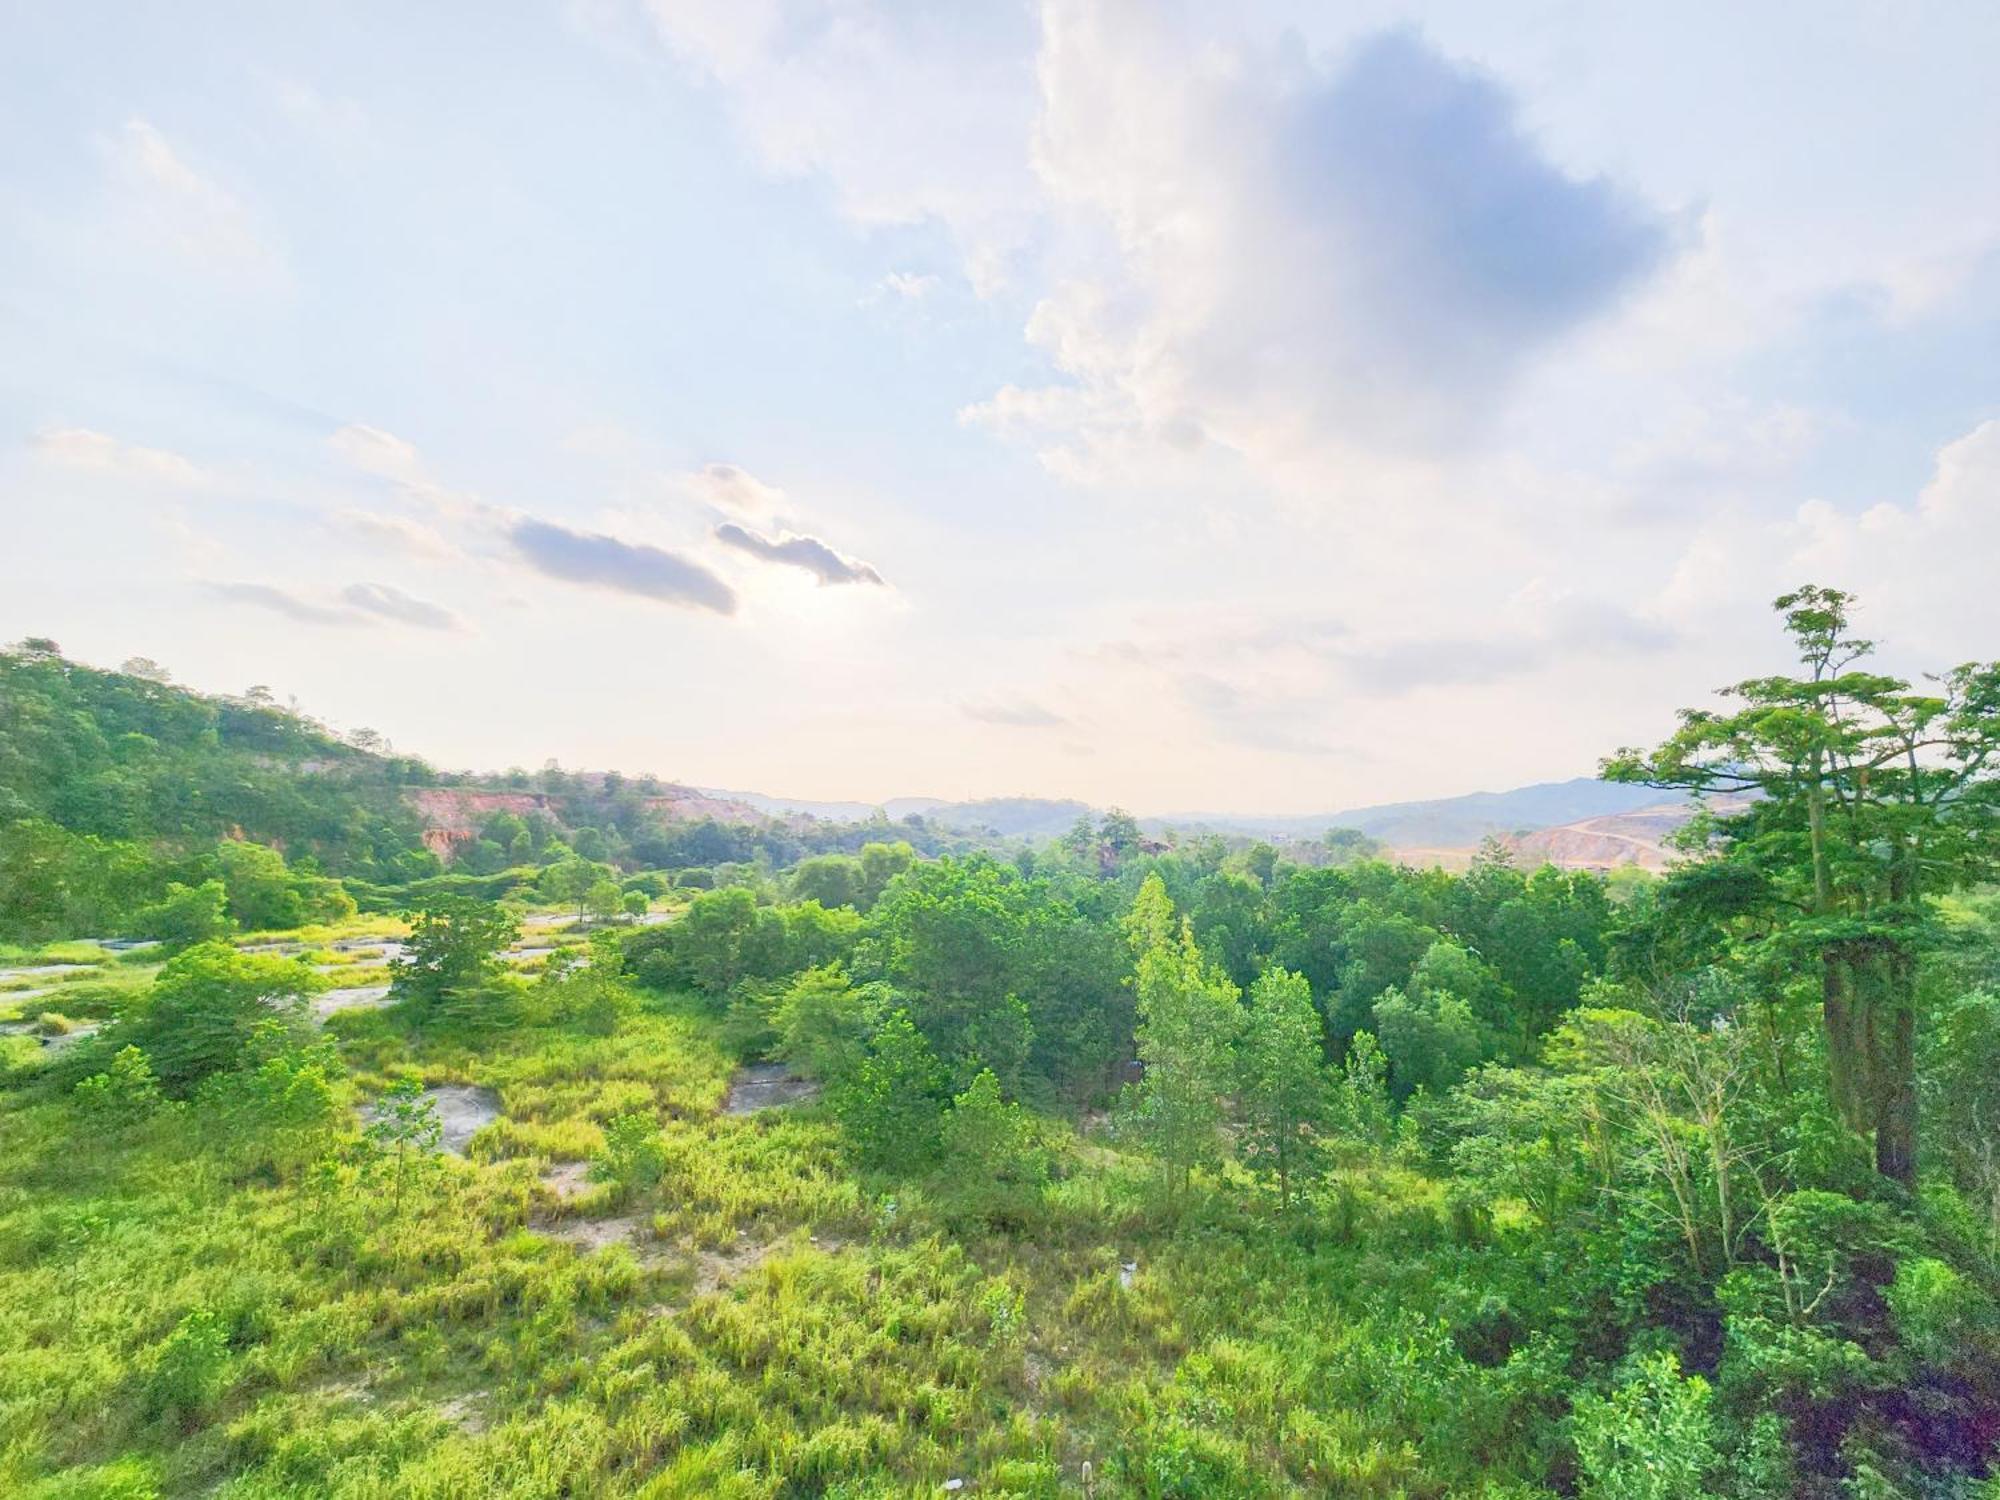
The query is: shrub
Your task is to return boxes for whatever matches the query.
[1571,1351,1718,1500]
[145,1309,230,1422]
[590,1111,667,1197]
[72,1045,162,1125]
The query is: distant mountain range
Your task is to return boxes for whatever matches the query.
[1162,777,1683,849]
[700,776,1683,853]
[698,789,1096,839]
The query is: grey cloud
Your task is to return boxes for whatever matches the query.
[341,582,460,631]
[511,519,736,614]
[964,699,1067,728]
[1278,31,1673,399]
[713,522,885,586]
[1009,19,1680,463]
[1337,601,1677,694]
[1338,636,1544,694]
[1178,674,1348,758]
[205,581,362,626]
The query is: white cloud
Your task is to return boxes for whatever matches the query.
[1660,417,2000,662]
[640,0,1043,289]
[102,118,279,277]
[682,462,790,523]
[330,424,424,482]
[31,428,206,487]
[878,270,940,300]
[332,508,461,560]
[970,6,1675,485]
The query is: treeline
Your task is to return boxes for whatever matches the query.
[0,642,1014,941]
[591,589,2000,1497]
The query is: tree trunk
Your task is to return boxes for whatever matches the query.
[1827,944,1919,1185]
[1873,949,1917,1185]
[1822,951,1869,1132]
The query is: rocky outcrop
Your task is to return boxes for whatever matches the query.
[403,784,772,864]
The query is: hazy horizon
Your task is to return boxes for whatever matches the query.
[7,2,1997,813]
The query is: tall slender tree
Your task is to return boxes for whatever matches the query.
[1238,964,1331,1210]
[1605,586,2000,1182]
[1119,874,1242,1207]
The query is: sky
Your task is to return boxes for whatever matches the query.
[3,1,1998,815]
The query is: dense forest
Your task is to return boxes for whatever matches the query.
[2,587,1998,1497]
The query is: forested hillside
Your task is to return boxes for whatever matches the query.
[1,589,1998,1497]
[0,643,998,943]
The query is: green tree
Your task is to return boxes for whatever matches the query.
[633,886,766,995]
[584,877,623,926]
[831,1009,946,1170]
[540,857,613,925]
[216,840,354,930]
[132,878,230,948]
[940,1068,1046,1213]
[1242,841,1280,889]
[200,1038,345,1176]
[364,1079,441,1217]
[1118,874,1242,1207]
[393,896,519,1023]
[791,854,865,909]
[857,840,915,908]
[1369,938,1493,1099]
[100,942,320,1096]
[863,857,1035,1089]
[1237,965,1331,1209]
[1372,982,1483,1100]
[1606,585,2000,1182]
[773,965,880,1084]
[1099,808,1144,867]
[1329,1029,1394,1149]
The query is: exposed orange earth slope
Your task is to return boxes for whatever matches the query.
[405,785,769,861]
[1391,801,1692,874]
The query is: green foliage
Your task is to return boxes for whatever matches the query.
[791,854,865,909]
[131,879,229,948]
[939,1068,1046,1216]
[0,647,431,934]
[5,598,2000,1499]
[857,840,915,908]
[1372,979,1484,1099]
[393,896,519,1024]
[1571,1351,1718,1500]
[531,935,640,1035]
[589,1110,668,1198]
[772,965,880,1083]
[831,1010,946,1170]
[362,1077,441,1216]
[216,841,354,931]
[1329,1029,1394,1149]
[1119,875,1242,1205]
[197,1038,345,1175]
[72,1045,162,1125]
[1237,965,1330,1208]
[144,1308,231,1423]
[1605,584,2000,1182]
[93,942,320,1096]
[628,886,861,997]
[584,878,623,925]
